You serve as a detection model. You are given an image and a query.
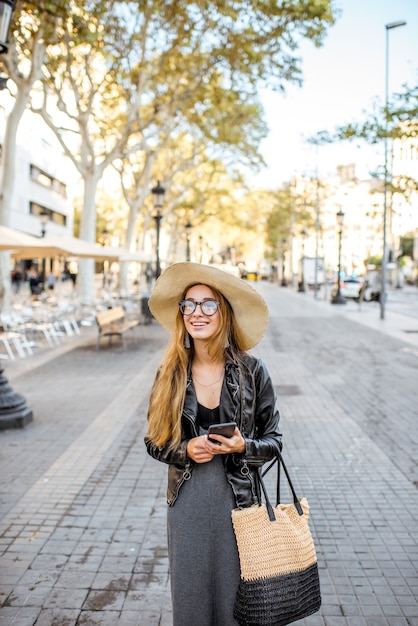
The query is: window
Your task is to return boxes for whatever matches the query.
[30,164,67,197]
[29,202,67,227]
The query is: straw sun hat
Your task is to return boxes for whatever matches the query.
[148,262,269,350]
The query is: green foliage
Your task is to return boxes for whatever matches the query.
[366,255,382,268]
[309,79,418,146]
[400,235,414,259]
[391,83,418,130]
[6,0,338,247]
[146,0,336,91]
[264,181,316,257]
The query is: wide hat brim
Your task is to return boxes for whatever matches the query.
[148,262,269,350]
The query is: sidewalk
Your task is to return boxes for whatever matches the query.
[0,282,417,626]
[295,282,418,349]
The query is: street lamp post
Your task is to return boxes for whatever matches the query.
[101,228,109,289]
[185,219,192,262]
[40,208,49,289]
[151,180,165,279]
[331,209,346,305]
[0,0,17,90]
[381,19,406,320]
[298,228,307,292]
[0,0,33,430]
[281,238,287,286]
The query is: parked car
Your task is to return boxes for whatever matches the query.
[331,277,381,302]
[332,276,363,300]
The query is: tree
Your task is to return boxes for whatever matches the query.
[2,0,336,304]
[308,79,418,193]
[115,89,268,290]
[265,179,316,261]
[0,1,69,311]
[37,0,337,300]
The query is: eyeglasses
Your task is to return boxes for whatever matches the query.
[179,299,220,316]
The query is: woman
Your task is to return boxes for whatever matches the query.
[145,262,282,626]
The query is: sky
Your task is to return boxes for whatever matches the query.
[253,0,418,188]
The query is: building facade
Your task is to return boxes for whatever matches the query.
[0,95,77,239]
[288,148,418,287]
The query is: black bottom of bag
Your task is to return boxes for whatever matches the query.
[233,562,321,626]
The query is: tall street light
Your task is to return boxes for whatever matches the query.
[185,219,192,262]
[298,228,307,292]
[381,19,407,320]
[331,209,346,305]
[151,180,165,279]
[0,0,17,90]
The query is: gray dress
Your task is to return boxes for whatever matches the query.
[167,405,241,626]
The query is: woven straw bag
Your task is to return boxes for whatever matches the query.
[231,451,321,626]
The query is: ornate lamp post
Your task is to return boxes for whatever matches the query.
[0,0,33,429]
[40,208,48,289]
[185,219,192,262]
[100,228,109,289]
[298,228,307,293]
[40,208,48,238]
[0,0,17,90]
[281,238,288,287]
[151,181,165,279]
[0,0,16,52]
[331,209,346,305]
[0,372,33,430]
[381,20,406,320]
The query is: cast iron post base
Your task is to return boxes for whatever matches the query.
[0,367,33,430]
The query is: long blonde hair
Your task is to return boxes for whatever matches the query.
[146,285,246,449]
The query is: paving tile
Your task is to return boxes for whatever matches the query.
[91,572,131,591]
[43,587,89,610]
[33,608,79,626]
[118,612,143,626]
[1,286,418,624]
[0,605,42,625]
[77,610,121,625]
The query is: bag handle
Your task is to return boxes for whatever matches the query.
[258,450,304,521]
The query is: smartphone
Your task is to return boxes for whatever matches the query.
[208,422,237,443]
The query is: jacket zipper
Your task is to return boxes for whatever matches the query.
[168,412,196,506]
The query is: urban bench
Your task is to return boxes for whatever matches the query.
[95,306,140,350]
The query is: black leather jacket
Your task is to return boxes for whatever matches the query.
[145,353,282,508]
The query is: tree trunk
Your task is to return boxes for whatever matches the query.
[119,155,154,293]
[77,172,101,302]
[0,86,33,312]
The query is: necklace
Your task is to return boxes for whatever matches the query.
[192,371,224,387]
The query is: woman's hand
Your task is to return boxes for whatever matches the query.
[187,435,215,463]
[187,428,246,463]
[206,426,245,455]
